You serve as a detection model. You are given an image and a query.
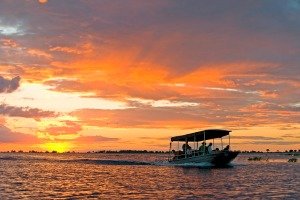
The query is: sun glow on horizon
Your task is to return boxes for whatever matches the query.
[41,142,72,153]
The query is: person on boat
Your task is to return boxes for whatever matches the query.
[182,143,192,154]
[223,145,230,151]
[199,142,206,154]
[207,143,213,154]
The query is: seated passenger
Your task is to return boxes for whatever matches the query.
[207,143,213,154]
[223,145,230,151]
[182,143,192,154]
[199,142,206,154]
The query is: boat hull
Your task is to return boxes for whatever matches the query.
[169,151,239,166]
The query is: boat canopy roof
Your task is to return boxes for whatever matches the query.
[171,129,231,142]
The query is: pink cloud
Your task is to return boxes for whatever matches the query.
[0,125,38,143]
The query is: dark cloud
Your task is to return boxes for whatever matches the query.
[0,104,58,119]
[0,76,20,93]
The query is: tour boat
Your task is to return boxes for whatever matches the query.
[168,129,239,166]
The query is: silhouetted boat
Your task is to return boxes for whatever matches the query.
[168,129,239,166]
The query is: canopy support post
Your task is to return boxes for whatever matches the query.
[204,131,206,144]
[169,142,172,161]
[204,131,206,155]
[185,138,187,158]
[229,134,231,150]
[221,137,223,150]
[194,133,196,157]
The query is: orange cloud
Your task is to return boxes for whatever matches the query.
[72,107,214,129]
[27,49,52,59]
[0,39,18,48]
[44,121,82,136]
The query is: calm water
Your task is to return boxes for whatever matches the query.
[0,153,299,199]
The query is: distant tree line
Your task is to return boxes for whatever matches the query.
[1,149,300,154]
[87,150,168,154]
[0,150,76,154]
[240,149,300,153]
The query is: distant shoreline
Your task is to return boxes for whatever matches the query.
[0,150,299,155]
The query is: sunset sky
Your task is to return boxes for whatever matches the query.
[0,0,299,152]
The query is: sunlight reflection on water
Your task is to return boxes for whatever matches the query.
[0,153,299,199]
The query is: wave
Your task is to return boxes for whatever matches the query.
[73,159,153,166]
[0,156,238,167]
[0,155,154,166]
[0,156,18,161]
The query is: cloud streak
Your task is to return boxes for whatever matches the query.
[0,104,57,119]
[231,135,284,141]
[74,135,119,143]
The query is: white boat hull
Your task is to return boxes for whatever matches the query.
[169,151,239,166]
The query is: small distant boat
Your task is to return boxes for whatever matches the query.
[288,158,297,163]
[168,129,239,166]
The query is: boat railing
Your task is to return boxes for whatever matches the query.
[170,149,228,161]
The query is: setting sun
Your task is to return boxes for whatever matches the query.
[41,142,72,153]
